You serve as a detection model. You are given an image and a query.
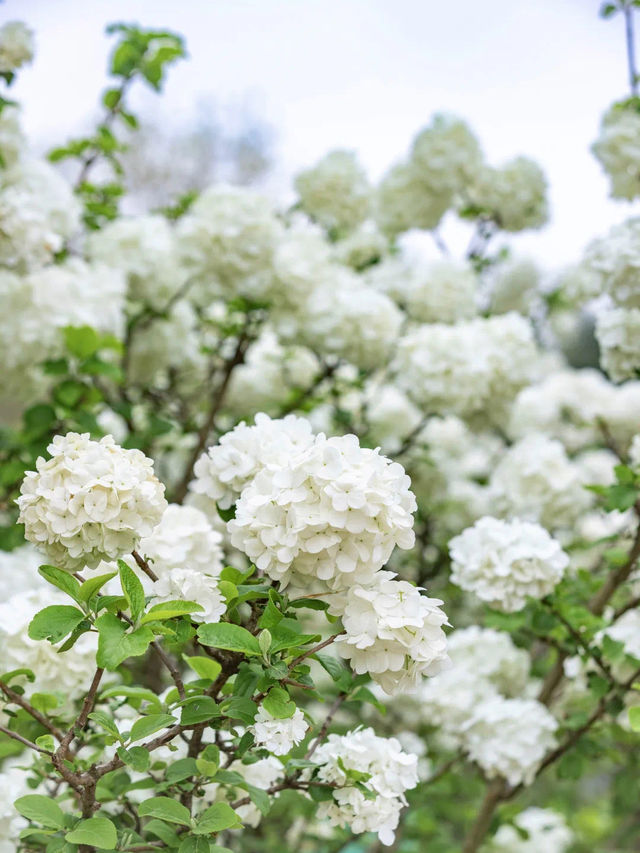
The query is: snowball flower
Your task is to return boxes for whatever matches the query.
[580,218,640,309]
[0,21,34,72]
[592,105,640,200]
[447,626,530,696]
[138,503,224,579]
[250,706,309,755]
[449,517,569,611]
[18,433,167,570]
[405,259,478,324]
[410,113,484,196]
[490,808,573,853]
[468,157,548,232]
[335,570,449,694]
[415,667,498,739]
[0,106,25,168]
[312,728,418,846]
[489,435,591,530]
[295,149,371,232]
[462,696,557,785]
[228,433,417,593]
[333,219,388,269]
[488,256,539,315]
[190,413,316,510]
[151,567,225,624]
[596,307,640,382]
[376,160,451,236]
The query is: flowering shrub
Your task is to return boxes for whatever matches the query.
[2,5,640,853]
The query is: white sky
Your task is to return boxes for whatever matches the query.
[2,0,638,267]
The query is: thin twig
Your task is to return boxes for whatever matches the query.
[0,725,53,755]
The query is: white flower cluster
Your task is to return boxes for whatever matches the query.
[462,696,558,785]
[295,149,372,232]
[446,626,530,696]
[0,21,34,72]
[0,106,26,168]
[487,256,539,315]
[249,706,309,755]
[335,570,450,694]
[311,727,419,846]
[592,105,640,200]
[581,218,640,309]
[489,434,591,529]
[378,258,477,324]
[228,431,417,592]
[467,156,548,232]
[332,219,388,269]
[0,588,98,703]
[490,808,573,853]
[596,306,640,382]
[394,312,537,419]
[449,516,569,611]
[190,413,315,510]
[18,433,167,570]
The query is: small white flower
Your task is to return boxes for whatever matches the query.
[151,568,226,624]
[250,706,308,755]
[0,21,34,73]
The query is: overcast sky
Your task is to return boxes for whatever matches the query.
[3,0,638,266]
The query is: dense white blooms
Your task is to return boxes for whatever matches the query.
[295,149,371,232]
[151,568,226,623]
[86,215,185,307]
[489,435,591,529]
[335,570,449,694]
[0,106,25,167]
[405,259,477,323]
[490,808,573,853]
[394,313,537,419]
[468,157,548,232]
[225,330,319,416]
[138,503,224,579]
[0,588,98,701]
[0,760,28,853]
[0,544,46,600]
[449,517,569,611]
[447,627,530,696]
[333,219,388,269]
[488,256,539,315]
[596,307,640,382]
[592,106,640,200]
[250,706,309,755]
[508,369,615,451]
[190,413,315,510]
[270,223,334,308]
[18,433,167,570]
[363,384,423,453]
[0,158,81,271]
[0,21,34,72]
[177,184,282,299]
[229,433,416,592]
[462,697,558,785]
[585,219,640,308]
[411,114,483,196]
[414,666,498,739]
[600,609,640,664]
[312,728,419,846]
[376,161,451,236]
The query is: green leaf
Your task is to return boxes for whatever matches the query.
[629,706,640,732]
[180,696,220,726]
[144,819,181,847]
[118,560,146,623]
[78,572,117,603]
[179,837,211,853]
[30,692,62,713]
[197,623,261,656]
[262,687,296,720]
[193,803,241,834]
[28,606,86,644]
[117,745,150,772]
[165,757,198,784]
[269,619,319,654]
[129,713,176,742]
[88,710,121,741]
[258,599,284,629]
[95,613,153,670]
[182,655,222,681]
[64,325,101,359]
[65,817,117,849]
[99,685,163,712]
[141,600,204,624]
[138,796,192,826]
[38,565,82,604]
[14,796,65,829]
[220,696,258,725]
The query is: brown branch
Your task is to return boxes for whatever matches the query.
[0,725,53,755]
[0,680,65,742]
[289,632,345,670]
[131,550,159,583]
[462,778,507,853]
[304,693,347,760]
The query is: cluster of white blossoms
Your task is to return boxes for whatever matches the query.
[384,258,478,324]
[294,149,371,232]
[190,413,315,510]
[394,312,538,419]
[0,588,98,702]
[449,516,569,611]
[446,626,530,696]
[488,434,591,530]
[596,306,640,382]
[592,105,640,200]
[18,433,167,570]
[0,20,34,72]
[487,256,540,315]
[490,808,574,853]
[462,696,558,785]
[581,218,640,308]
[249,706,309,755]
[466,156,548,232]
[334,570,450,694]
[310,728,419,846]
[0,106,26,168]
[228,431,417,592]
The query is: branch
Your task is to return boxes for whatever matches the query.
[131,550,158,582]
[0,680,65,742]
[462,778,507,853]
[0,725,53,755]
[304,693,347,760]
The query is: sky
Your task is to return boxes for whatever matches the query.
[2,0,638,267]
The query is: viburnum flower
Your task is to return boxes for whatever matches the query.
[249,706,309,755]
[334,570,450,694]
[592,106,640,201]
[0,21,34,73]
[446,626,530,696]
[151,568,226,624]
[467,156,548,232]
[294,149,372,232]
[18,433,167,571]
[461,696,558,786]
[490,807,574,853]
[190,413,315,510]
[596,307,640,382]
[228,432,417,593]
[449,516,569,611]
[138,503,224,579]
[311,728,418,846]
